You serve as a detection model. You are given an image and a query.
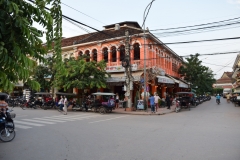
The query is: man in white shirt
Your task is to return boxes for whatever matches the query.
[63,96,68,115]
[154,93,161,112]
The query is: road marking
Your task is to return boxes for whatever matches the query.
[17,115,28,118]
[89,115,129,124]
[15,124,32,129]
[49,115,100,120]
[15,120,44,126]
[49,114,90,118]
[21,119,56,124]
[33,118,66,123]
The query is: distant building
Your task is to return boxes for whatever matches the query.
[213,72,234,89]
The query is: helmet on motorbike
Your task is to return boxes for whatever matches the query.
[217,94,219,96]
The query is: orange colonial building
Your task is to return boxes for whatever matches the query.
[60,21,189,101]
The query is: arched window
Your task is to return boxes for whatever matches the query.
[78,51,83,57]
[119,45,125,61]
[133,43,140,60]
[85,50,90,62]
[92,49,97,61]
[102,48,108,63]
[111,46,117,62]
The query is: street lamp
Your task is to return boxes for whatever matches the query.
[143,0,155,111]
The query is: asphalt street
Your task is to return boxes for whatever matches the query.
[0,97,240,160]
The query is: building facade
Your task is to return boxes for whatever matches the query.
[60,21,189,102]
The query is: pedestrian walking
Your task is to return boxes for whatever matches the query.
[58,96,64,111]
[166,94,171,109]
[115,93,119,108]
[154,93,160,112]
[63,96,68,115]
[226,93,231,103]
[149,94,155,113]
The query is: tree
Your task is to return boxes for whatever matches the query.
[0,0,62,92]
[178,54,216,94]
[54,56,110,95]
[32,57,56,91]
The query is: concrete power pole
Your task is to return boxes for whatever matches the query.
[122,30,133,109]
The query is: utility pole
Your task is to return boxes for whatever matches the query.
[122,30,133,109]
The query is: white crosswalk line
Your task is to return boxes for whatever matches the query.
[89,115,129,123]
[48,114,90,118]
[33,118,66,123]
[48,115,100,121]
[46,117,75,121]
[21,119,56,124]
[15,120,45,126]
[15,124,32,129]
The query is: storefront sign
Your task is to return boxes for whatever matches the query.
[179,82,189,88]
[157,76,174,84]
[106,64,137,72]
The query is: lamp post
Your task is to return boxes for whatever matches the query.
[143,0,155,111]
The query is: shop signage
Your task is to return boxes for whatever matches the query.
[157,76,174,84]
[179,82,189,88]
[106,64,137,72]
[107,82,124,86]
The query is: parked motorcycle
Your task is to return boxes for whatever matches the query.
[21,96,37,109]
[0,109,16,142]
[72,100,89,112]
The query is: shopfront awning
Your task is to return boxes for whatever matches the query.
[107,73,126,82]
[157,76,175,84]
[167,75,180,83]
[107,71,143,82]
[178,79,189,88]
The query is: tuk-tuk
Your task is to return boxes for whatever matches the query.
[175,92,195,112]
[89,92,116,114]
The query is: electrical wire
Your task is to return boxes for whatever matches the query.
[148,36,240,45]
[201,62,232,67]
[61,2,106,25]
[150,16,240,31]
[27,0,111,37]
[154,24,240,38]
[63,17,91,33]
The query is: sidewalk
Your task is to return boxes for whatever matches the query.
[112,104,176,115]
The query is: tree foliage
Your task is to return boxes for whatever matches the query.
[32,57,55,91]
[54,57,110,91]
[178,54,216,94]
[0,0,62,92]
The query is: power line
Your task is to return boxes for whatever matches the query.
[201,62,232,67]
[149,36,240,45]
[150,16,240,31]
[180,51,240,57]
[27,0,111,37]
[63,17,91,33]
[61,2,106,25]
[154,23,240,38]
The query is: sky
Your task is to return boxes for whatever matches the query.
[53,0,240,79]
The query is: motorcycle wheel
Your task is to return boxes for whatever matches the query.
[99,107,106,114]
[175,108,179,113]
[6,122,15,132]
[0,127,16,142]
[92,107,97,113]
[20,104,26,110]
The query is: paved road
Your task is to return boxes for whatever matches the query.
[0,97,240,160]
